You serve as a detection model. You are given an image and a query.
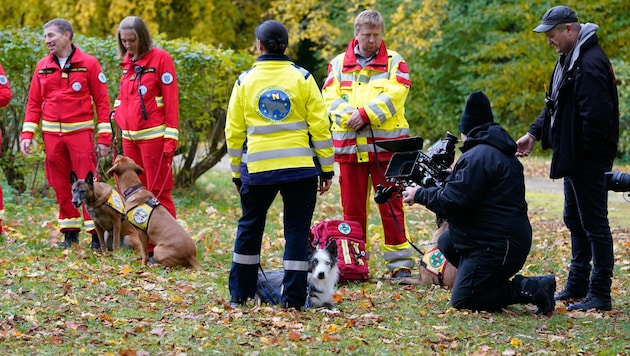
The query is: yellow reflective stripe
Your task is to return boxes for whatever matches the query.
[22,122,38,133]
[58,217,82,229]
[164,127,178,140]
[155,96,164,107]
[42,120,94,133]
[97,122,112,134]
[121,124,166,140]
[83,220,95,231]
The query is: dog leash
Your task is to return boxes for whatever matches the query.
[258,265,283,305]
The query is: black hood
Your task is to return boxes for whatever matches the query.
[460,122,517,156]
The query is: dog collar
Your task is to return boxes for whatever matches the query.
[122,184,145,200]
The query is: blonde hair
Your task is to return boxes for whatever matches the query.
[354,10,385,36]
[116,16,153,59]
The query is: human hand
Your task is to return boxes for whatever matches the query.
[20,139,33,155]
[233,178,242,195]
[515,133,535,157]
[402,185,420,205]
[97,144,110,158]
[318,178,333,195]
[346,110,367,131]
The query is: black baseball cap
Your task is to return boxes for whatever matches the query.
[533,6,578,33]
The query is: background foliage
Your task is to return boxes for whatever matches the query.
[0,0,628,193]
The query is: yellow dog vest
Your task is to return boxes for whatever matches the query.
[126,197,161,231]
[106,189,125,215]
[421,246,448,285]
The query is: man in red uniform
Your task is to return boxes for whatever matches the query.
[20,18,112,249]
[0,63,12,234]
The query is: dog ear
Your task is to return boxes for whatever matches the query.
[134,163,145,175]
[85,171,94,187]
[70,170,78,184]
[325,241,338,257]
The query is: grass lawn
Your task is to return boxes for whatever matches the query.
[0,158,628,355]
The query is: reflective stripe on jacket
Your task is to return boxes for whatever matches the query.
[225,54,334,184]
[21,46,112,145]
[114,48,179,152]
[322,39,411,163]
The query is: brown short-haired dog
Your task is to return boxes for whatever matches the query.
[107,156,201,270]
[71,171,143,254]
[396,220,456,288]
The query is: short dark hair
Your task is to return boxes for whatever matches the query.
[44,18,74,40]
[117,16,153,59]
[255,20,288,54]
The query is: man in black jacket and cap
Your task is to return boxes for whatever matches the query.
[516,6,618,312]
[403,91,556,315]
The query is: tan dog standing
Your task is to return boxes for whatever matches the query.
[71,171,143,254]
[107,156,201,270]
[397,220,456,287]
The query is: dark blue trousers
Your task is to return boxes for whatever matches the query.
[229,177,317,307]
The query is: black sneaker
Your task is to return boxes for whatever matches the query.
[230,296,247,308]
[58,231,79,249]
[392,268,412,279]
[567,295,612,312]
[554,287,587,301]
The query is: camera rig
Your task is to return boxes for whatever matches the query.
[606,171,630,202]
[374,132,459,204]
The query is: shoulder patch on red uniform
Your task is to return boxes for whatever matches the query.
[0,75,7,85]
[98,72,107,83]
[161,72,174,85]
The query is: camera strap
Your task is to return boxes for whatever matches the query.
[369,127,424,257]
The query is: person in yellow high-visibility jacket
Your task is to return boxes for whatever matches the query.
[226,20,334,309]
[322,9,414,278]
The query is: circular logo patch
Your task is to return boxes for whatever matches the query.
[111,194,124,211]
[139,85,147,96]
[337,222,352,235]
[257,89,290,121]
[0,75,7,85]
[429,250,445,268]
[72,82,82,92]
[161,72,174,85]
[132,207,149,225]
[98,72,107,83]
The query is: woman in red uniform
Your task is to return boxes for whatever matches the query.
[113,16,179,262]
[0,63,12,234]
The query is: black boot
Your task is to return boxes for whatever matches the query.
[58,231,79,249]
[567,293,611,311]
[554,286,587,301]
[89,233,101,250]
[516,274,556,315]
[230,296,247,308]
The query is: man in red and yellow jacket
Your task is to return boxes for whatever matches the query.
[20,18,112,249]
[322,10,415,278]
[0,63,12,234]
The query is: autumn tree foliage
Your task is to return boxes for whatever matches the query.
[0,0,628,192]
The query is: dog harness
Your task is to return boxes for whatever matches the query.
[420,246,448,286]
[105,189,125,215]
[125,196,161,232]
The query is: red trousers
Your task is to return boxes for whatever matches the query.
[43,131,97,232]
[338,161,415,272]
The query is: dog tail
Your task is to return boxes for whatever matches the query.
[188,258,202,271]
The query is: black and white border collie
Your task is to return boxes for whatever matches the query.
[256,242,339,309]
